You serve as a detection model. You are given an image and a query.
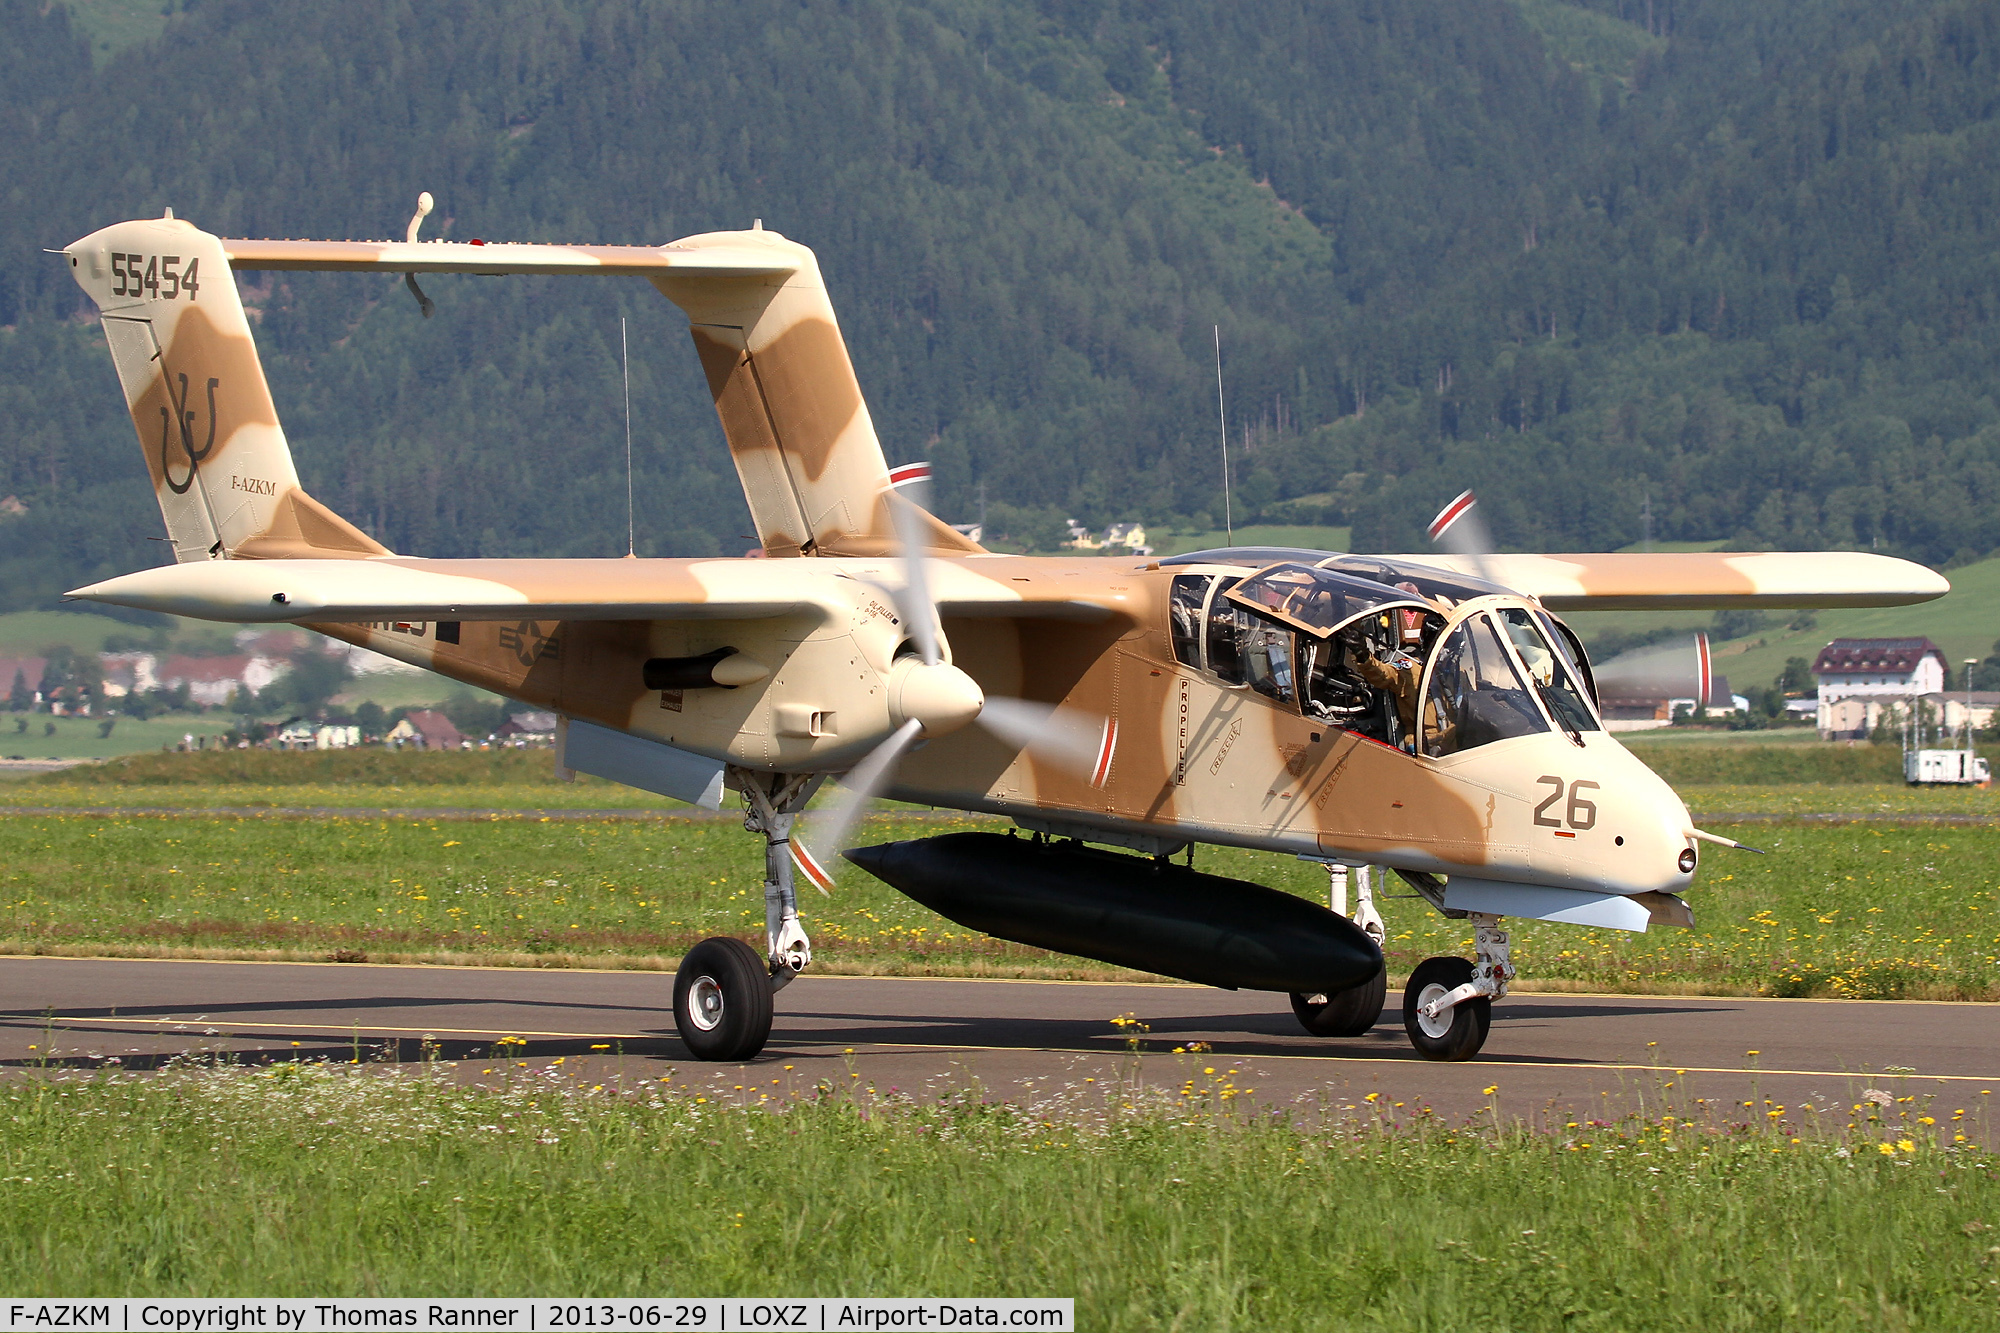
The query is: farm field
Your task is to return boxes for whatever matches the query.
[0,1059,1992,1326]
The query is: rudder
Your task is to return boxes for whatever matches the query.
[651,228,980,559]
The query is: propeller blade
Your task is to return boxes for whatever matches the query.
[888,491,940,665]
[1594,632,1713,705]
[1427,488,1499,586]
[888,460,935,514]
[976,696,1118,788]
[793,717,924,892]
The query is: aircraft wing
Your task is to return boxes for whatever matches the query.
[221,238,798,278]
[68,558,836,624]
[66,557,1125,624]
[1395,551,1949,610]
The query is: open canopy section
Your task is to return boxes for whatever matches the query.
[1222,561,1435,639]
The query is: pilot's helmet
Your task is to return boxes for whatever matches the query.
[1393,583,1427,646]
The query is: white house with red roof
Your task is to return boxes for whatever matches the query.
[1812,637,1950,738]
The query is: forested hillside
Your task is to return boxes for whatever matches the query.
[1,0,1998,609]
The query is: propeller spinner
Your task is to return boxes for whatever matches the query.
[793,491,1113,891]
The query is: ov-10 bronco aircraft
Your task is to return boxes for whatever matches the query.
[60,202,1947,1062]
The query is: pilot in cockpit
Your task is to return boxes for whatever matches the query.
[1337,582,1439,751]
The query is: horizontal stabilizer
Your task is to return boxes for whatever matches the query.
[1397,550,1949,609]
[221,237,798,278]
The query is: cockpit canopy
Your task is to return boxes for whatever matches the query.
[1160,548,1514,604]
[1221,562,1434,639]
[1165,552,1602,759]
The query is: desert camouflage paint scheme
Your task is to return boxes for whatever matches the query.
[65,212,1949,920]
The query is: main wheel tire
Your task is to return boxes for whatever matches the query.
[673,937,774,1062]
[1291,964,1388,1037]
[1402,955,1491,1062]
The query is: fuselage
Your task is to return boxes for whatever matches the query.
[311,546,1701,904]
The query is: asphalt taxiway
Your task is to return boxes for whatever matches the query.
[2,955,1992,1132]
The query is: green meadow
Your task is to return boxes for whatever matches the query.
[0,799,1994,1000]
[0,1059,1993,1328]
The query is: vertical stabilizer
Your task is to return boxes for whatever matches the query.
[650,229,979,558]
[65,215,387,562]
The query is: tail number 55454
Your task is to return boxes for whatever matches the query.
[110,253,201,300]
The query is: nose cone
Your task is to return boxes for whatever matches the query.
[1589,738,1700,896]
[887,658,984,737]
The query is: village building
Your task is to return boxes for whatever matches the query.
[386,709,465,750]
[1811,638,1956,739]
[97,651,160,698]
[276,720,363,749]
[494,711,558,746]
[1066,520,1151,554]
[0,657,48,708]
[152,654,287,707]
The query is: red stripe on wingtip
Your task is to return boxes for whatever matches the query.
[791,840,835,893]
[1427,489,1477,541]
[888,462,933,487]
[1090,719,1118,788]
[1695,631,1712,705]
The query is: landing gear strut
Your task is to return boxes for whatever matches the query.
[1403,913,1511,1062]
[671,769,823,1062]
[1291,862,1388,1038]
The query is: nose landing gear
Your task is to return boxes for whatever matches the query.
[1404,913,1512,1062]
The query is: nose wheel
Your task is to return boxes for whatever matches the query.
[1402,956,1491,1061]
[1402,915,1511,1061]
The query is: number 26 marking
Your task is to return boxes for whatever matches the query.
[1534,776,1599,830]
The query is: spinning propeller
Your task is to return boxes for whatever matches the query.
[1428,489,1714,708]
[791,490,1115,891]
[1591,633,1715,710]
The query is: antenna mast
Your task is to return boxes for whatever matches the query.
[622,317,635,558]
[1214,325,1232,543]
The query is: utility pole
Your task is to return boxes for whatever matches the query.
[1967,659,1978,756]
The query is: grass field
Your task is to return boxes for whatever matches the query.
[2,799,1996,998]
[0,712,248,761]
[1628,738,1996,784]
[2,749,1997,997]
[1148,523,1351,557]
[0,748,685,809]
[0,1059,1992,1325]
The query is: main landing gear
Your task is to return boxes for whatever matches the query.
[1291,862,1388,1038]
[1291,862,1513,1062]
[671,769,823,1062]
